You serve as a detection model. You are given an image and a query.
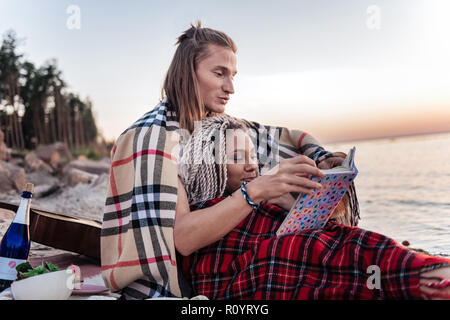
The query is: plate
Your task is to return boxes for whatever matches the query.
[72,284,109,295]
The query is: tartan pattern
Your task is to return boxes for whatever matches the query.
[101,100,182,298]
[100,99,358,299]
[181,198,450,300]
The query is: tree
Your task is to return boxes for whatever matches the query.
[1,30,100,151]
[0,29,25,149]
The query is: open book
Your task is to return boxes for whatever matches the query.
[276,147,358,236]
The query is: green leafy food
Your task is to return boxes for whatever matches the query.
[15,261,60,280]
[23,265,47,278]
[15,262,33,273]
[44,262,59,272]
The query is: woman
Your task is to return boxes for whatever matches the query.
[176,116,450,300]
[101,22,359,299]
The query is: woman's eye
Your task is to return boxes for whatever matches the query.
[214,72,223,77]
[229,155,243,162]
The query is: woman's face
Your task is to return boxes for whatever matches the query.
[225,129,259,194]
[196,44,237,114]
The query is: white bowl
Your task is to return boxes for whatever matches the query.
[11,270,74,300]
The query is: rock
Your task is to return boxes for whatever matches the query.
[0,161,27,192]
[26,171,61,198]
[32,183,61,198]
[49,151,61,169]
[101,156,111,164]
[63,159,110,176]
[10,168,26,192]
[77,155,88,161]
[0,167,13,193]
[0,208,14,223]
[63,167,98,187]
[24,152,54,174]
[35,143,62,169]
[91,173,109,188]
[52,142,72,161]
[34,142,72,169]
[9,157,24,168]
[26,171,59,186]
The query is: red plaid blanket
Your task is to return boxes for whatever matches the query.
[180,198,450,299]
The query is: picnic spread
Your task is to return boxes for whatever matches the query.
[0,200,117,300]
[0,252,118,300]
[0,201,207,300]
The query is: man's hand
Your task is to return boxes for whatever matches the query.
[318,152,347,169]
[267,192,296,211]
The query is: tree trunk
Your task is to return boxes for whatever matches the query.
[73,110,79,148]
[66,104,73,149]
[18,112,25,150]
[55,89,63,143]
[5,114,11,148]
[79,111,86,147]
[32,101,39,146]
[59,95,69,146]
[49,107,57,143]
[12,111,24,149]
[33,99,45,146]
[9,114,17,148]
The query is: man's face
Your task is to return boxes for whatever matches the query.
[195,44,237,114]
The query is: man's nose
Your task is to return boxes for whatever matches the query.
[223,77,234,94]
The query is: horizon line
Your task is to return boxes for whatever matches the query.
[322,129,450,145]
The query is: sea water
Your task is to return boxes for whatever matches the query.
[325,132,450,256]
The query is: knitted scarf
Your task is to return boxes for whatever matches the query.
[100,99,360,299]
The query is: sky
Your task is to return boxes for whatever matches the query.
[0,0,449,143]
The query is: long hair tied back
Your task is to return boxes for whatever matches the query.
[179,115,246,204]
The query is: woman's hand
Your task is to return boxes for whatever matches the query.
[245,155,325,204]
